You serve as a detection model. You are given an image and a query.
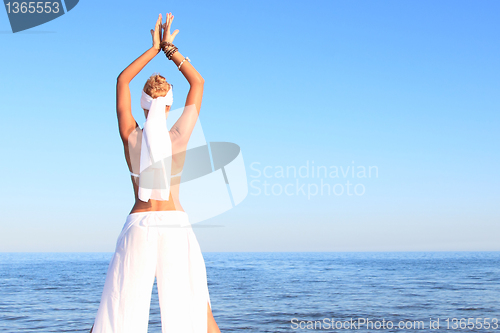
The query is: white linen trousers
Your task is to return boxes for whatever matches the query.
[91,211,212,333]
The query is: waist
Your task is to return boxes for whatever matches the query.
[125,210,190,228]
[130,191,183,213]
[129,210,188,218]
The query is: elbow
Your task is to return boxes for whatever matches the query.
[191,75,204,86]
[116,72,130,85]
[117,75,125,84]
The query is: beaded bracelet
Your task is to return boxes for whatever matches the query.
[160,41,173,49]
[160,41,178,60]
[165,46,178,60]
[178,57,190,70]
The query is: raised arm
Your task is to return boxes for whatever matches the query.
[116,14,163,142]
[161,13,205,146]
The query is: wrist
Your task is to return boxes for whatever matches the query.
[160,42,179,60]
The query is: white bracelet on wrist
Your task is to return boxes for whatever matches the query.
[178,57,191,71]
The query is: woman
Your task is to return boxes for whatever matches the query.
[90,13,221,333]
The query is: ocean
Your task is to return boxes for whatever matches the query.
[1,251,499,332]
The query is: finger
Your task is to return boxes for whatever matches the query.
[157,14,163,33]
[153,16,159,35]
[166,13,171,33]
[161,22,167,41]
[171,29,179,39]
[157,14,162,30]
[156,14,161,27]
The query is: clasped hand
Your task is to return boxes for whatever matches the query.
[151,12,179,52]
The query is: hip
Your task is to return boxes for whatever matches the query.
[117,210,192,245]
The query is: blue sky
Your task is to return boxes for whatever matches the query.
[1,0,499,252]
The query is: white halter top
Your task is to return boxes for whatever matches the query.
[127,86,181,202]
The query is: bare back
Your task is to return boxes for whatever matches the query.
[123,123,189,214]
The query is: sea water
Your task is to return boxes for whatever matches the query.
[1,251,499,332]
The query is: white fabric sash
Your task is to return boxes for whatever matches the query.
[137,85,173,202]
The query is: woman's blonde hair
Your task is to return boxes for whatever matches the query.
[143,73,170,99]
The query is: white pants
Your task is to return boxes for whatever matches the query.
[92,211,211,333]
